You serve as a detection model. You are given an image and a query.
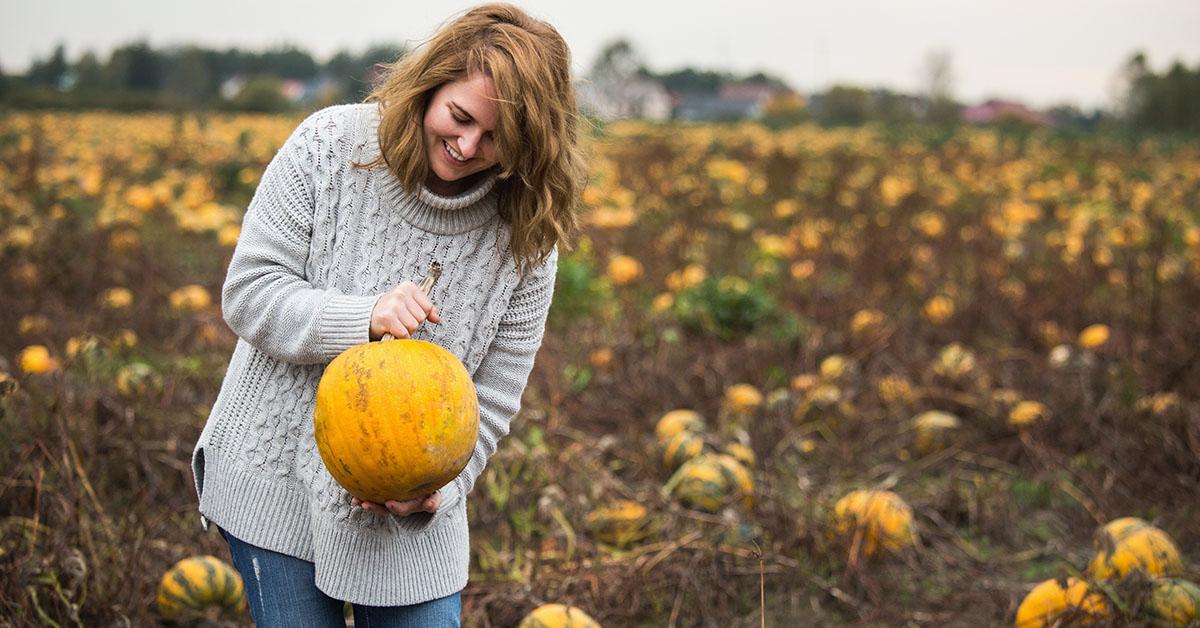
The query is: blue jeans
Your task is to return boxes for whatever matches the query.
[219,527,462,627]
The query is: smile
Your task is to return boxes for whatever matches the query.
[443,140,468,164]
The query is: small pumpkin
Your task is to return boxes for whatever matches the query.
[661,430,706,471]
[156,555,246,619]
[1089,524,1183,580]
[911,410,960,455]
[1094,517,1150,547]
[665,453,753,513]
[314,338,479,503]
[723,442,756,468]
[712,453,754,511]
[832,490,917,557]
[518,603,601,628]
[585,500,650,547]
[932,342,976,381]
[654,409,705,445]
[1014,577,1109,628]
[723,383,764,414]
[1143,578,1200,626]
[819,354,858,384]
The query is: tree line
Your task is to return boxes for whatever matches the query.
[1,40,1197,133]
[1,41,404,112]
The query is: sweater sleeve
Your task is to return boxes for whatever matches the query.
[221,108,380,365]
[445,248,558,510]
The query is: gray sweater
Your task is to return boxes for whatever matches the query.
[191,102,556,606]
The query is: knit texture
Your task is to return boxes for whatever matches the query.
[191,102,557,606]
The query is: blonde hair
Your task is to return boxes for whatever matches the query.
[357,3,586,273]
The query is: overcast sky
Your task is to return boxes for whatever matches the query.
[4,0,1199,110]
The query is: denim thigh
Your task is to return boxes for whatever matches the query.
[352,591,462,628]
[220,527,462,627]
[219,527,346,627]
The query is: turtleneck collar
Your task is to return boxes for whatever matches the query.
[377,170,499,235]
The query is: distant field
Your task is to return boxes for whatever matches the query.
[1,110,1198,626]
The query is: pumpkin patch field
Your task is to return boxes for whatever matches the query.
[1,110,1199,625]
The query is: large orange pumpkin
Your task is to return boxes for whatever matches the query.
[314,338,479,503]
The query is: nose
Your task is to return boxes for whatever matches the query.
[457,130,482,159]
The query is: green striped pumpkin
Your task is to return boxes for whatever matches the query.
[1143,578,1200,625]
[156,555,246,619]
[664,453,754,513]
[654,409,705,445]
[661,430,706,470]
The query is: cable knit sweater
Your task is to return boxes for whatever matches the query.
[190,102,557,606]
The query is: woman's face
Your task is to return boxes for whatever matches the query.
[422,72,500,196]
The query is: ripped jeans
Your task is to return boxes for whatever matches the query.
[219,527,462,627]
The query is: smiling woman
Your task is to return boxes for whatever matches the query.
[189,3,586,627]
[422,72,501,196]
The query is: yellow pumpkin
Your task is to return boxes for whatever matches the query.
[911,410,960,455]
[18,345,59,375]
[665,453,753,513]
[654,409,705,445]
[1014,577,1109,627]
[585,500,650,546]
[712,453,754,511]
[1095,517,1150,547]
[156,555,246,619]
[1143,578,1200,626]
[723,383,764,414]
[518,603,601,628]
[819,354,859,383]
[833,490,917,557]
[314,339,479,503]
[723,442,756,467]
[1089,525,1183,580]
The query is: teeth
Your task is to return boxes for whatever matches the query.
[444,141,466,162]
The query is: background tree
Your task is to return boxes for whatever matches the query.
[589,39,645,83]
[106,42,164,92]
[73,51,107,94]
[164,47,215,108]
[1119,52,1200,133]
[817,85,871,125]
[920,49,960,125]
[27,43,69,89]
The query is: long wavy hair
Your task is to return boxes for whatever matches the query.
[356,3,585,273]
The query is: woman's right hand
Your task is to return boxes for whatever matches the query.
[370,281,440,340]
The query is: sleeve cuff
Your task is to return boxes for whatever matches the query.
[319,293,382,360]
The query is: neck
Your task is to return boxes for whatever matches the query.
[425,169,489,197]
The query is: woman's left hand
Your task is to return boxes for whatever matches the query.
[352,492,440,516]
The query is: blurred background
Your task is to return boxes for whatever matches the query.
[2,2,1200,627]
[2,0,1199,130]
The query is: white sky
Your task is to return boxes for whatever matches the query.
[3,0,1199,110]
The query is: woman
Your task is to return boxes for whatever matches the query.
[189,4,585,625]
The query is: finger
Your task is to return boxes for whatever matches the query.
[403,297,428,326]
[423,492,441,513]
[388,315,411,339]
[427,305,440,324]
[384,499,420,517]
[396,310,419,334]
[412,289,435,313]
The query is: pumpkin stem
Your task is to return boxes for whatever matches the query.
[382,262,443,342]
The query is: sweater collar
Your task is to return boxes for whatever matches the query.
[378,170,499,235]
